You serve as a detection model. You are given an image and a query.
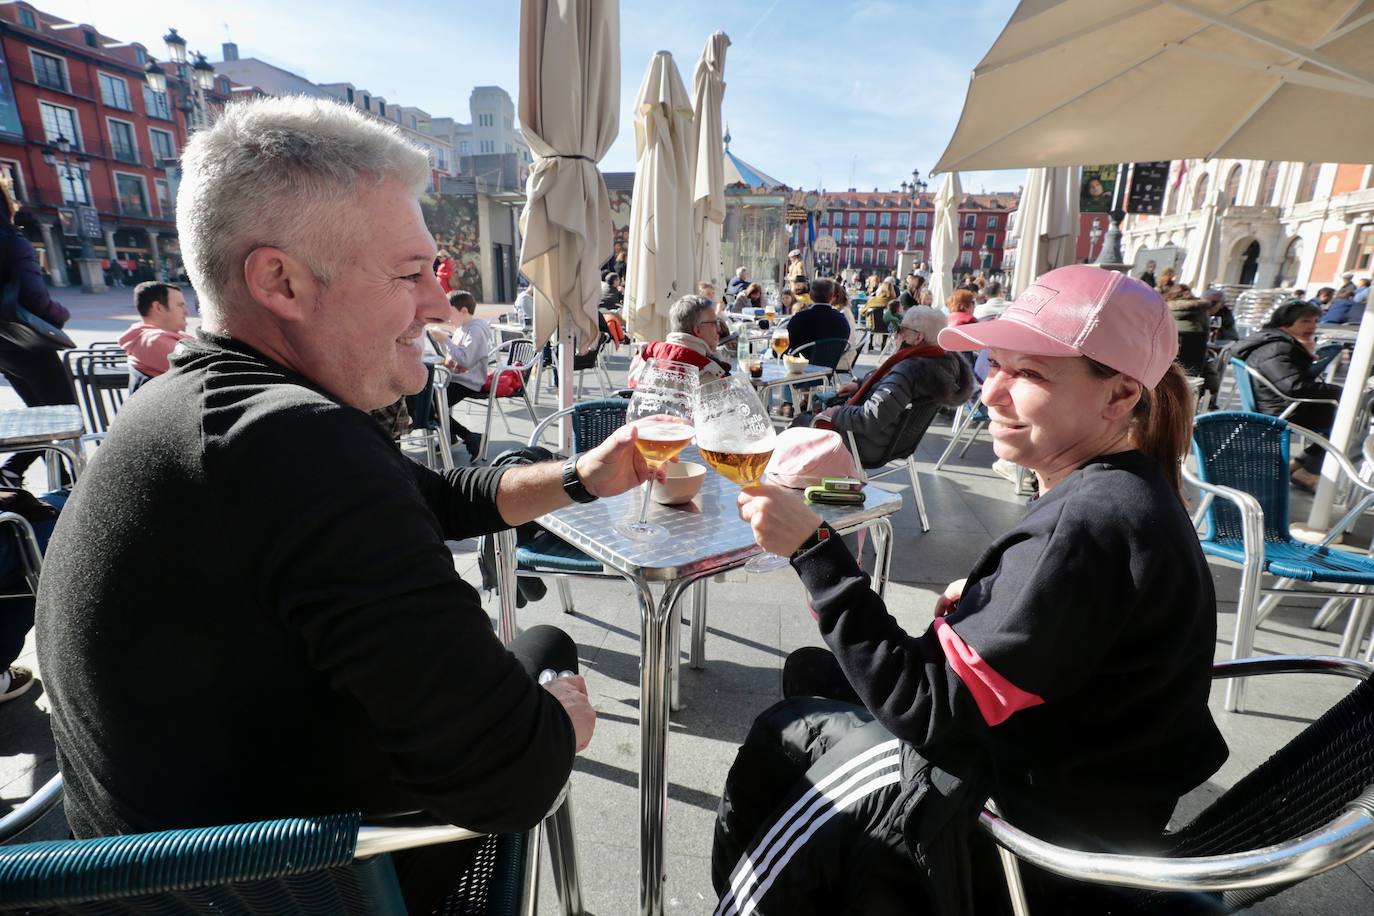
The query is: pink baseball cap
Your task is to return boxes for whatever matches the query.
[764,428,857,489]
[937,265,1178,387]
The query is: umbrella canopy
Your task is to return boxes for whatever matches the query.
[930,173,962,311]
[1183,191,1222,290]
[690,31,730,295]
[1008,166,1079,297]
[517,0,619,351]
[625,51,695,342]
[934,0,1374,173]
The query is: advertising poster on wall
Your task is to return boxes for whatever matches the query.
[1079,165,1119,213]
[1126,161,1171,215]
[0,45,24,138]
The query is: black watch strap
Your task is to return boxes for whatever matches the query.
[561,455,597,504]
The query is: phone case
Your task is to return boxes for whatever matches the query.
[804,485,866,505]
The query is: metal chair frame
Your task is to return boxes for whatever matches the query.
[984,656,1374,916]
[401,363,455,473]
[1187,414,1374,711]
[62,347,130,435]
[0,773,584,916]
[842,400,941,533]
[1229,357,1340,421]
[465,338,538,462]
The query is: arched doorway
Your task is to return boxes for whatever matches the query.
[1277,237,1302,287]
[1238,240,1261,285]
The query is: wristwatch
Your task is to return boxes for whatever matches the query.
[561,455,597,504]
[791,524,832,559]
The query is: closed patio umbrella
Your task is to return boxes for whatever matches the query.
[517,0,619,436]
[1183,190,1222,291]
[933,0,1374,534]
[689,31,730,295]
[1009,166,1080,298]
[930,172,962,311]
[625,51,694,343]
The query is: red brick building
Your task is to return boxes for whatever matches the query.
[791,188,1018,277]
[0,3,244,289]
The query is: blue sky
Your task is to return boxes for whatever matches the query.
[40,0,1025,193]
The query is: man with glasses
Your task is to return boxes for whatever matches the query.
[629,294,731,384]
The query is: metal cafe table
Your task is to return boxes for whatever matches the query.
[0,404,86,483]
[500,446,901,915]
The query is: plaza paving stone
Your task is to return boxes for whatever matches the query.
[1,292,1371,913]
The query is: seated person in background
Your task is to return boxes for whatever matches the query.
[1336,272,1357,301]
[898,273,926,311]
[598,271,624,310]
[778,288,799,315]
[973,280,1009,320]
[864,278,897,323]
[791,276,813,307]
[800,307,972,465]
[698,281,718,307]
[713,266,1225,915]
[118,281,192,392]
[630,294,730,384]
[431,290,490,460]
[1163,283,1211,334]
[1232,300,1341,491]
[946,289,977,327]
[1308,286,1335,310]
[1154,265,1180,298]
[733,281,764,313]
[785,278,850,358]
[726,266,749,298]
[36,97,659,914]
[1204,288,1239,342]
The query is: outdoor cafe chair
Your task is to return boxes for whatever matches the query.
[982,655,1374,915]
[0,774,585,916]
[1228,357,1340,421]
[62,346,131,436]
[842,399,941,533]
[470,338,538,463]
[401,363,456,473]
[934,391,988,472]
[1187,412,1374,712]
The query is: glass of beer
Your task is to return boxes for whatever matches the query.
[618,359,699,539]
[693,376,790,573]
[770,329,790,359]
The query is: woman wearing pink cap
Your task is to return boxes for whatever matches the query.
[712,265,1225,915]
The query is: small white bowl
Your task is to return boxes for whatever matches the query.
[783,356,810,375]
[651,460,707,505]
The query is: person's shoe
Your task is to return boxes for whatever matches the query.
[461,433,484,459]
[992,458,1020,483]
[0,666,34,704]
[1291,467,1320,493]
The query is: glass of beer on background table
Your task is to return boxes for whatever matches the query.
[693,376,789,572]
[770,328,789,359]
[618,359,699,539]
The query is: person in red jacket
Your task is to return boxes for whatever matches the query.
[435,252,456,294]
[629,295,731,385]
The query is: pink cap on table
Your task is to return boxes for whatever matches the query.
[765,428,857,489]
[937,265,1178,387]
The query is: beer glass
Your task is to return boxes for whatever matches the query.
[617,359,698,539]
[770,328,790,359]
[692,376,790,573]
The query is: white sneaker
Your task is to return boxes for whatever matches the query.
[0,666,34,704]
[992,458,1019,483]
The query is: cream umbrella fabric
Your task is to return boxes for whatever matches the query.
[930,172,962,311]
[1007,168,1045,298]
[1183,191,1222,290]
[935,0,1374,172]
[517,0,619,351]
[625,51,694,342]
[690,31,730,294]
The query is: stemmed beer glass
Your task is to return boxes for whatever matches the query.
[692,375,790,573]
[616,359,698,540]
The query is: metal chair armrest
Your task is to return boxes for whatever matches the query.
[1182,464,1265,544]
[528,405,576,451]
[355,781,571,859]
[0,773,63,843]
[1284,421,1374,544]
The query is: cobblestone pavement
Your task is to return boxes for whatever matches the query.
[1,310,1371,914]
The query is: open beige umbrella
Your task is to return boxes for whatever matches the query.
[1008,166,1080,298]
[625,51,694,342]
[517,0,619,431]
[689,32,730,295]
[930,172,962,311]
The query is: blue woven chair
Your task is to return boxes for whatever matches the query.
[0,775,583,915]
[1228,356,1339,420]
[1187,412,1374,712]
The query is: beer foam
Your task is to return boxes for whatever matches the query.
[696,426,774,454]
[634,419,694,441]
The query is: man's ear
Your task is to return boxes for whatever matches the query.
[1103,375,1143,421]
[243,247,317,323]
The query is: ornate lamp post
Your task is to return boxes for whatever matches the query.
[900,169,927,275]
[41,136,104,292]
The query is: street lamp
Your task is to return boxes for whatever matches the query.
[41,137,103,292]
[845,229,859,273]
[902,169,927,273]
[145,28,216,133]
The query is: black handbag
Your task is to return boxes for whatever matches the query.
[0,269,75,350]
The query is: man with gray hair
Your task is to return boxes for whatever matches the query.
[630,294,731,383]
[726,266,750,298]
[36,97,655,907]
[802,306,972,465]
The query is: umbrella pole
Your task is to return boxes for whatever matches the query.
[1308,307,1374,530]
[559,323,575,453]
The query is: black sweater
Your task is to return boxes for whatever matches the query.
[36,334,575,838]
[793,450,1227,849]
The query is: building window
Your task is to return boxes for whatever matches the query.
[31,52,67,92]
[18,8,36,29]
[1191,173,1211,209]
[916,212,928,228]
[56,163,88,204]
[134,47,146,65]
[818,212,828,226]
[963,213,976,228]
[847,212,858,227]
[0,161,26,202]
[862,247,873,263]
[914,229,926,246]
[1355,226,1374,273]
[864,212,875,226]
[897,212,909,227]
[154,177,171,217]
[863,228,874,243]
[410,115,418,130]
[108,119,139,163]
[878,229,889,244]
[377,101,386,116]
[877,249,888,266]
[83,30,98,48]
[345,87,355,103]
[959,251,973,268]
[219,78,230,95]
[362,94,370,111]
[895,228,907,245]
[985,233,996,249]
[1278,236,1303,286]
[39,102,80,149]
[143,86,171,120]
[98,73,132,110]
[1258,161,1280,206]
[1224,165,1243,205]
[148,127,175,164]
[962,230,975,246]
[115,173,149,216]
[988,216,998,229]
[845,247,856,262]
[831,228,842,241]
[879,212,891,227]
[460,141,471,156]
[1298,162,1322,203]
